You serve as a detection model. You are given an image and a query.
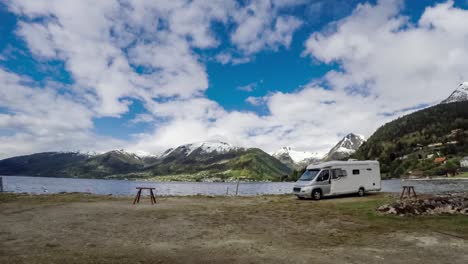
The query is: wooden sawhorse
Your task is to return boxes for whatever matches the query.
[133,187,157,205]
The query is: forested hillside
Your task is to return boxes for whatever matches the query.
[353,101,468,177]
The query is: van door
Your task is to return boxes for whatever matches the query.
[330,168,347,194]
[315,169,331,195]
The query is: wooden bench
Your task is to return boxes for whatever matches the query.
[133,187,157,205]
[400,186,417,199]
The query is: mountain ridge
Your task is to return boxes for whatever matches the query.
[271,147,321,169]
[353,101,468,177]
[0,141,291,181]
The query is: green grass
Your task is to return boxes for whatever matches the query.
[457,171,468,178]
[0,192,122,203]
[332,194,468,235]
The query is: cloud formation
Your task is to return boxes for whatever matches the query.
[1,0,468,159]
[304,0,468,110]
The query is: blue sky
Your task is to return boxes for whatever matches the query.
[0,0,468,158]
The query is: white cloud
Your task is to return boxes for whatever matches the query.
[245,96,264,106]
[0,69,123,159]
[231,0,303,55]
[2,0,468,161]
[215,52,251,65]
[237,80,262,92]
[304,0,468,111]
[129,0,468,156]
[127,84,389,156]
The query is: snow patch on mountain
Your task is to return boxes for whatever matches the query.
[323,133,366,161]
[159,141,242,158]
[441,82,468,104]
[185,141,240,155]
[272,147,322,164]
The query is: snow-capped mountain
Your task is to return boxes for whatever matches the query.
[441,82,468,104]
[140,140,291,181]
[323,133,366,161]
[272,147,321,168]
[158,141,242,158]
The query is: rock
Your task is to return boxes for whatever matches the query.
[377,194,468,216]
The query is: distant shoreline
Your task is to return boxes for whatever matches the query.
[402,177,468,181]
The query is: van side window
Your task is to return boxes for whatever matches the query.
[352,169,360,175]
[332,169,347,179]
[332,169,339,179]
[340,170,347,177]
[318,170,330,181]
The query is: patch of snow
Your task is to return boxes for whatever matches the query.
[323,133,365,160]
[441,82,468,104]
[184,141,240,155]
[132,150,158,158]
[335,147,356,154]
[157,148,175,159]
[110,149,142,160]
[272,147,322,163]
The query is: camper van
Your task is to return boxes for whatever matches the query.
[293,160,381,200]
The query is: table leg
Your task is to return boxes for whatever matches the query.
[133,189,141,204]
[150,189,156,204]
[400,187,406,199]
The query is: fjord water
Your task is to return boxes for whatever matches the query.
[2,176,467,196]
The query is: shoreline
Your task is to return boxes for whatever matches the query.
[402,177,468,181]
[0,174,288,183]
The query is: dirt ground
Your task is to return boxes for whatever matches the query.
[1,192,467,264]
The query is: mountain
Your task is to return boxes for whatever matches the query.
[441,82,468,104]
[140,141,291,181]
[323,133,365,161]
[272,147,321,169]
[0,150,145,178]
[0,141,292,181]
[157,141,241,158]
[353,101,468,177]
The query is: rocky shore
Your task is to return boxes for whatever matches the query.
[378,194,468,216]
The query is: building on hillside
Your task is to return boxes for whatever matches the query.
[428,143,443,148]
[433,157,447,164]
[449,129,463,138]
[461,157,468,168]
[413,144,423,151]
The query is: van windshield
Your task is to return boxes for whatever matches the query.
[298,169,320,181]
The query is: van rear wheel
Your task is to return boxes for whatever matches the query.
[312,189,322,200]
[358,188,365,197]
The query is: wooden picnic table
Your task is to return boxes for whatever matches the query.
[133,187,157,205]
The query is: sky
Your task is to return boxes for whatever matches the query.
[1,0,468,159]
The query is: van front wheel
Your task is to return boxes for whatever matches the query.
[312,189,322,200]
[358,188,365,197]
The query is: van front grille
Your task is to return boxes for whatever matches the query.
[293,187,301,192]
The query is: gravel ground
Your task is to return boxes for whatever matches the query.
[0,192,467,264]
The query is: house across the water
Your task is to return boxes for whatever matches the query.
[461,157,468,169]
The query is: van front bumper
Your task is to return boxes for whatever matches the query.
[293,186,312,198]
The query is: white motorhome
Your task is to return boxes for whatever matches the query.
[293,160,381,200]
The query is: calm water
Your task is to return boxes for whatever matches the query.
[1,176,467,196]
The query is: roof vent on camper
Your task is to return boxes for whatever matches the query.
[348,158,358,161]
